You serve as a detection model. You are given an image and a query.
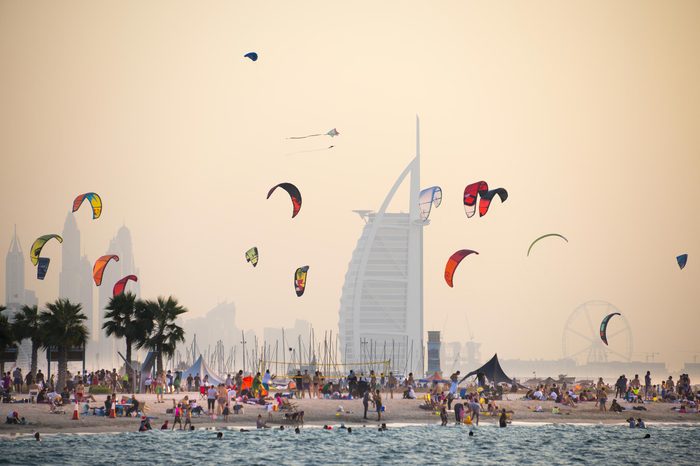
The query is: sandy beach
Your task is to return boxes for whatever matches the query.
[1,392,698,436]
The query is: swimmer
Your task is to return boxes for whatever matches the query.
[643,433,651,439]
[34,432,40,442]
[469,430,474,437]
[381,423,387,431]
[636,418,646,429]
[294,427,300,434]
[240,428,249,432]
[499,409,507,428]
[347,427,352,433]
[279,426,285,430]
[216,432,223,439]
[190,425,195,431]
[339,424,347,430]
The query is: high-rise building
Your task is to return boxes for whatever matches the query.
[97,226,140,369]
[427,331,441,374]
[58,213,94,344]
[338,118,424,375]
[5,226,38,368]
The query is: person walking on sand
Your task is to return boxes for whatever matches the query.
[373,389,383,421]
[388,372,397,399]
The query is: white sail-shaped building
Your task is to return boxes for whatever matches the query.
[338,118,424,375]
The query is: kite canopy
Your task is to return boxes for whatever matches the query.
[294,266,309,297]
[113,275,138,297]
[267,182,302,218]
[458,354,517,385]
[37,257,50,280]
[479,188,508,216]
[244,52,258,61]
[599,312,621,345]
[463,181,488,218]
[93,254,119,286]
[30,234,63,266]
[677,254,688,270]
[72,192,102,219]
[326,128,339,137]
[245,247,259,267]
[527,233,569,256]
[419,186,442,222]
[444,249,479,288]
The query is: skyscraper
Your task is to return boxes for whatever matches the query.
[338,118,424,375]
[97,226,140,368]
[5,226,38,367]
[58,213,94,344]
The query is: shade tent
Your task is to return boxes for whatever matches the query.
[458,353,516,385]
[182,355,226,386]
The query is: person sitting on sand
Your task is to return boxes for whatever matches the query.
[610,399,624,413]
[138,416,152,432]
[126,395,140,417]
[5,411,21,424]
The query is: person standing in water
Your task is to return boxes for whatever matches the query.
[499,408,507,428]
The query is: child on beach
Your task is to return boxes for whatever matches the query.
[223,403,230,422]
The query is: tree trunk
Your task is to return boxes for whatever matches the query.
[156,345,163,376]
[0,361,4,375]
[57,346,68,391]
[125,338,133,393]
[30,341,38,378]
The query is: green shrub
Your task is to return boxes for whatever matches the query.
[89,385,112,395]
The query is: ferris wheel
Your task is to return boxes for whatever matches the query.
[562,300,633,364]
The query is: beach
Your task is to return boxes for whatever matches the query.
[2,393,698,436]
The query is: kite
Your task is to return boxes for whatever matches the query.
[113,275,138,296]
[287,128,340,139]
[72,193,103,219]
[677,254,688,270]
[479,188,508,217]
[30,234,63,266]
[599,312,621,345]
[527,233,569,256]
[37,258,50,280]
[93,255,119,286]
[463,181,488,218]
[245,247,259,267]
[444,249,479,288]
[267,182,302,218]
[294,266,309,297]
[419,186,442,222]
[244,52,258,61]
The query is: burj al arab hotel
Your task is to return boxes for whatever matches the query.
[338,117,425,376]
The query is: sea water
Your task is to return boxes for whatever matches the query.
[1,423,698,465]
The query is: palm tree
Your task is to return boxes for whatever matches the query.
[0,306,17,375]
[12,305,42,378]
[135,296,187,375]
[39,299,88,391]
[103,293,148,391]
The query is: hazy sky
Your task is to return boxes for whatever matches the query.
[1,1,698,369]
